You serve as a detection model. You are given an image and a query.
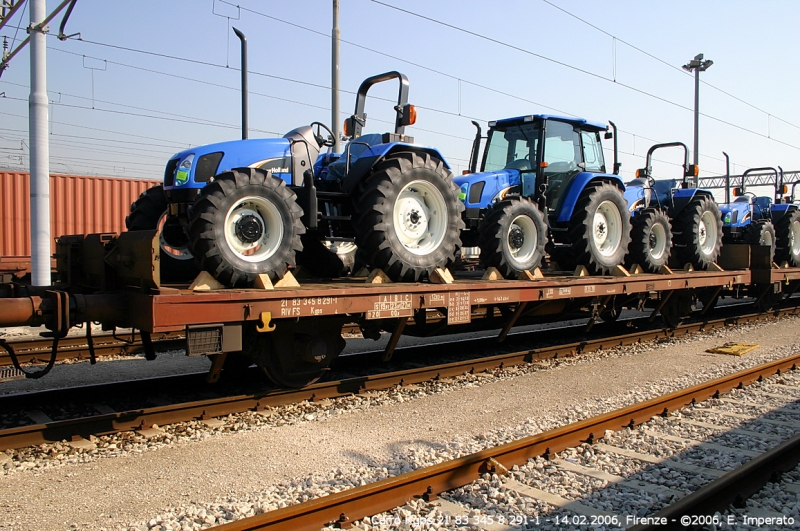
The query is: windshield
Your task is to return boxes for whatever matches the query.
[482,122,540,172]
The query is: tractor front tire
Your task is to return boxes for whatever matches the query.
[126,184,199,282]
[478,197,547,277]
[775,208,800,267]
[187,168,304,287]
[627,208,672,273]
[354,151,464,282]
[568,181,631,275]
[673,196,722,269]
[744,220,776,262]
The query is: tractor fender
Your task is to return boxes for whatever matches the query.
[555,173,625,223]
[770,203,797,222]
[669,188,713,217]
[341,143,451,195]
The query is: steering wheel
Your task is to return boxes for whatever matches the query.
[310,122,335,148]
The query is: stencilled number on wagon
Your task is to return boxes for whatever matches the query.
[366,294,413,319]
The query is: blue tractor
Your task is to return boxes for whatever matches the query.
[126,72,465,387]
[127,71,464,287]
[717,166,799,264]
[624,142,722,272]
[776,176,800,266]
[455,115,630,277]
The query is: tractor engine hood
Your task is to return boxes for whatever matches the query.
[164,138,293,190]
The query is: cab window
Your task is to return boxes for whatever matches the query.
[581,131,605,172]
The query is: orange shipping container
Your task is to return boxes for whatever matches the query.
[0,172,158,273]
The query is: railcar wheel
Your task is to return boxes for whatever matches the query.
[243,318,346,388]
[627,208,672,273]
[600,296,622,322]
[126,185,199,281]
[477,197,547,277]
[187,168,304,287]
[744,220,776,262]
[673,196,722,269]
[660,290,693,329]
[568,182,631,275]
[774,208,800,267]
[354,151,464,282]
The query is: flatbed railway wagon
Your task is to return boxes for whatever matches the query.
[1,230,798,387]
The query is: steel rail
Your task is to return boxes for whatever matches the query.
[629,433,800,531]
[0,327,366,367]
[0,306,797,452]
[0,330,186,366]
[211,354,800,531]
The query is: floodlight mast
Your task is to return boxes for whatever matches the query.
[682,53,713,187]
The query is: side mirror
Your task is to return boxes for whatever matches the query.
[604,131,613,140]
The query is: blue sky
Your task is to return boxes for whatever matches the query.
[1,0,799,195]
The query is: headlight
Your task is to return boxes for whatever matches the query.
[458,183,468,201]
[723,212,731,225]
[175,154,195,186]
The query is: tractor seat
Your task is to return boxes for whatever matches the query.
[325,133,385,181]
[754,196,772,209]
[652,178,678,197]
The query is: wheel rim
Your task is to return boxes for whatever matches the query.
[761,229,774,248]
[393,180,448,256]
[592,200,623,257]
[698,210,718,256]
[507,214,537,263]
[648,221,667,261]
[324,241,357,257]
[158,212,193,261]
[791,220,800,258]
[223,196,283,262]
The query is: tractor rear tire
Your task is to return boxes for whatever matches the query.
[187,168,304,287]
[478,197,547,277]
[126,184,199,282]
[626,208,672,273]
[297,234,357,278]
[744,220,776,262]
[567,181,631,275]
[354,151,464,282]
[672,195,722,269]
[774,208,800,267]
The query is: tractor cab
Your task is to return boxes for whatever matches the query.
[456,115,620,227]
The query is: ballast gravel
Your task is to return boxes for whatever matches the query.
[0,315,799,530]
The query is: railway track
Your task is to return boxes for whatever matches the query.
[207,353,800,531]
[0,329,185,367]
[0,305,798,454]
